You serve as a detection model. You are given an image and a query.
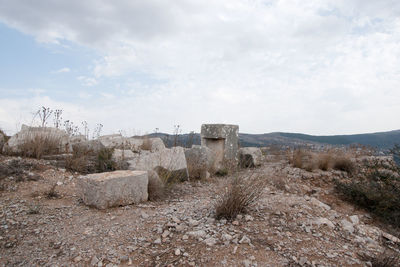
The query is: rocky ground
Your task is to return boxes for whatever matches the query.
[0,154,399,267]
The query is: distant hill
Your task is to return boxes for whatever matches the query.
[148,129,400,150]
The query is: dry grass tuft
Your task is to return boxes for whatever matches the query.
[316,152,333,171]
[289,149,316,171]
[215,174,266,220]
[18,132,61,159]
[65,144,96,173]
[45,184,60,199]
[96,147,117,172]
[333,155,355,174]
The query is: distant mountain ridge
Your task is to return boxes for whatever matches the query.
[149,129,400,150]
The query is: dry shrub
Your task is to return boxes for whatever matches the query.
[289,149,316,171]
[215,174,266,220]
[147,170,165,201]
[96,147,117,172]
[333,155,355,174]
[18,132,61,159]
[335,158,400,228]
[65,144,96,173]
[317,152,333,171]
[45,184,60,199]
[186,160,208,179]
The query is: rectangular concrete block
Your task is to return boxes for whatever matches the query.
[77,170,148,209]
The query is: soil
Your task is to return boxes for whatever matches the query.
[0,154,399,267]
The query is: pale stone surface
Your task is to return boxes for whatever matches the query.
[149,138,165,152]
[127,147,188,180]
[97,134,143,151]
[185,145,215,178]
[315,217,335,228]
[310,197,331,210]
[239,147,263,168]
[200,124,239,170]
[77,170,148,209]
[3,124,70,154]
[341,219,355,234]
[112,149,136,161]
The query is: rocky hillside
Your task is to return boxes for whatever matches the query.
[150,129,400,150]
[1,153,399,266]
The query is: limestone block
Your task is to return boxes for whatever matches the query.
[77,170,148,209]
[185,145,215,178]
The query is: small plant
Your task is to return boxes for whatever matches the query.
[45,184,60,199]
[92,123,103,140]
[27,204,41,214]
[96,148,117,172]
[215,174,266,220]
[35,106,53,127]
[64,120,79,136]
[173,125,181,147]
[53,109,63,129]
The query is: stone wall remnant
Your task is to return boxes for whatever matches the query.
[200,124,239,170]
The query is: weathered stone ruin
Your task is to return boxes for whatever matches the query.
[184,145,215,179]
[77,170,148,209]
[200,124,239,170]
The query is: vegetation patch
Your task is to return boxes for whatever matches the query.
[335,157,400,229]
[215,174,266,220]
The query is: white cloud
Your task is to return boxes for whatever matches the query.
[77,76,98,86]
[52,67,70,73]
[0,0,400,134]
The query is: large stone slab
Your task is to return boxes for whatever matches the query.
[98,135,165,152]
[127,147,188,181]
[3,124,71,154]
[97,134,143,151]
[185,145,215,178]
[77,170,148,209]
[239,147,263,168]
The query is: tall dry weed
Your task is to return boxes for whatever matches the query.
[215,174,266,220]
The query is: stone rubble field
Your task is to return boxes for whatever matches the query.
[1,154,399,267]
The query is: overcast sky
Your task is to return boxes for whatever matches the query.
[0,0,399,135]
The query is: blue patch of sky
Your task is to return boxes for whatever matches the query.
[0,22,168,102]
[0,22,99,100]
